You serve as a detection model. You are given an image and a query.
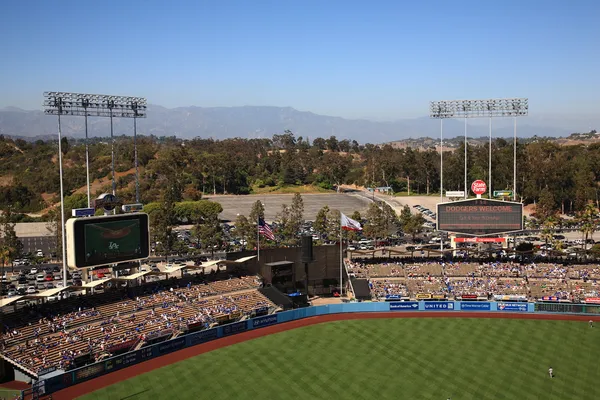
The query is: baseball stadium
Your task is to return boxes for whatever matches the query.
[2,210,600,399]
[1,97,598,400]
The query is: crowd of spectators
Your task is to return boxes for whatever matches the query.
[348,257,600,302]
[0,275,275,374]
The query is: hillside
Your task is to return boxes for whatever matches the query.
[1,105,592,143]
[0,131,598,218]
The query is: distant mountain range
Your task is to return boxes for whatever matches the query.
[0,105,596,143]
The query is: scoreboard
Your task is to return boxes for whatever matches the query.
[66,213,150,268]
[436,198,523,236]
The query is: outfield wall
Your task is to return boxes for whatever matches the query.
[35,300,599,395]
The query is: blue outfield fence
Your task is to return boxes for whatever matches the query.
[41,299,589,395]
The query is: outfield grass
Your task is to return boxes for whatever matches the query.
[79,318,600,400]
[0,387,20,399]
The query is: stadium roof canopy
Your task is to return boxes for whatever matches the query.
[82,278,113,288]
[234,255,257,263]
[219,256,257,264]
[198,260,221,268]
[29,286,72,298]
[265,261,294,267]
[0,296,23,308]
[163,265,186,274]
[115,271,151,281]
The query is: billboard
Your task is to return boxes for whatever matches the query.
[66,213,150,268]
[424,302,454,310]
[446,191,465,198]
[460,302,491,311]
[497,302,528,312]
[437,198,523,236]
[252,314,278,328]
[389,302,419,310]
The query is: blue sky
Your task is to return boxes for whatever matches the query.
[1,0,598,120]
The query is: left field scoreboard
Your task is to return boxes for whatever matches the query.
[67,213,150,268]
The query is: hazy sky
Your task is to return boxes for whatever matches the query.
[1,0,599,120]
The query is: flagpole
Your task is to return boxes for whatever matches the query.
[340,215,343,297]
[257,217,260,261]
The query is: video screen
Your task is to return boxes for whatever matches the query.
[67,213,150,268]
[84,218,143,265]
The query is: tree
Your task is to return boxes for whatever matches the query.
[0,207,23,273]
[363,203,385,240]
[578,201,599,252]
[289,193,304,244]
[175,201,223,224]
[380,202,399,237]
[249,200,265,225]
[275,204,293,245]
[403,213,425,242]
[400,205,412,227]
[193,213,224,256]
[540,216,558,250]
[63,193,88,219]
[536,186,556,222]
[152,182,178,260]
[314,206,331,241]
[234,214,254,249]
[60,137,70,155]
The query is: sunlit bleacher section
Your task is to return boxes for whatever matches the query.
[0,274,275,375]
[348,258,600,303]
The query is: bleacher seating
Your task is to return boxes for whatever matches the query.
[348,257,600,302]
[0,275,275,374]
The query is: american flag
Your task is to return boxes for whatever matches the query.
[258,218,276,241]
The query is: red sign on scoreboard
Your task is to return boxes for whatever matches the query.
[471,180,487,195]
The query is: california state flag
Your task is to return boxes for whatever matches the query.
[341,213,362,231]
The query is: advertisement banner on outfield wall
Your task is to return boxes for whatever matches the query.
[188,328,219,346]
[460,302,491,311]
[424,302,454,310]
[223,321,247,336]
[105,349,142,372]
[497,302,528,312]
[157,338,186,355]
[252,314,278,328]
[389,302,419,310]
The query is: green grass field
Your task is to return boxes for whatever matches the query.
[0,387,20,399]
[79,318,600,400]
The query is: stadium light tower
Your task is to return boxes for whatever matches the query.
[43,92,147,203]
[44,92,147,281]
[430,98,528,200]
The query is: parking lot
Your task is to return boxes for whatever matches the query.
[20,236,57,257]
[203,193,371,222]
[0,265,82,297]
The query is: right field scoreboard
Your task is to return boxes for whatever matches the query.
[436,198,523,236]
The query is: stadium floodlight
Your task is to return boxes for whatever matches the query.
[43,91,147,205]
[430,98,528,202]
[429,98,529,119]
[43,92,147,118]
[43,91,147,284]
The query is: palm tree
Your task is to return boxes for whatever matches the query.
[578,201,599,253]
